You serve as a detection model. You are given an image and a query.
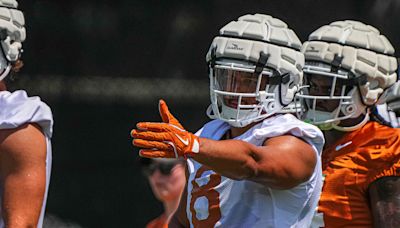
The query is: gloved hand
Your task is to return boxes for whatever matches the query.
[131,99,200,158]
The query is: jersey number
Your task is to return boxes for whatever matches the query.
[190,165,222,227]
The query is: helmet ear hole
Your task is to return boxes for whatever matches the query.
[268,102,275,110]
[343,104,355,115]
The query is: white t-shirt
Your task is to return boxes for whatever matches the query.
[186,114,324,228]
[0,90,53,228]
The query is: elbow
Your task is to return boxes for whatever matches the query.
[265,167,300,190]
[299,166,315,183]
[282,171,313,189]
[232,158,260,181]
[251,164,315,190]
[275,163,316,190]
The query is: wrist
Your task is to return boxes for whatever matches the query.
[184,135,200,158]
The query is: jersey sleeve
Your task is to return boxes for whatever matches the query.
[247,114,325,155]
[0,90,53,137]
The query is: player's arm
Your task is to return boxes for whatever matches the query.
[0,123,47,228]
[369,176,400,228]
[132,100,316,190]
[192,134,316,189]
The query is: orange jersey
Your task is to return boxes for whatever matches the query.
[316,121,400,227]
[146,214,168,228]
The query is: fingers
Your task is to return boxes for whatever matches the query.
[131,99,185,159]
[139,149,176,158]
[159,99,170,123]
[136,122,170,132]
[132,139,172,151]
[131,129,172,141]
[158,99,184,129]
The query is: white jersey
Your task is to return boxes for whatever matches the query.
[186,114,324,228]
[0,90,53,228]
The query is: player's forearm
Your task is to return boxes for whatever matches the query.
[191,138,265,181]
[191,137,315,189]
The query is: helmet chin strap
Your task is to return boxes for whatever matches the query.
[206,103,265,128]
[206,104,218,119]
[221,104,259,127]
[332,113,370,132]
[0,64,11,81]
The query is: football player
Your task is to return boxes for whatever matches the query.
[297,20,400,227]
[131,14,324,227]
[0,1,53,227]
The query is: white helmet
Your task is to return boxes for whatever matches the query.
[0,0,25,81]
[297,20,398,131]
[205,14,304,127]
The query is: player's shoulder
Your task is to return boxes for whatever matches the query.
[0,123,47,178]
[0,123,46,154]
[364,121,400,142]
[350,121,400,162]
[263,113,315,127]
[259,114,323,138]
[0,90,53,137]
[352,122,400,183]
[0,90,51,112]
[196,119,229,136]
[247,114,324,150]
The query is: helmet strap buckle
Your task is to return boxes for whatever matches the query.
[255,52,270,75]
[331,54,344,73]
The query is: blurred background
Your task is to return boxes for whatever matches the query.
[11,0,400,227]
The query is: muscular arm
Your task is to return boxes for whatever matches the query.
[192,134,317,189]
[369,176,400,228]
[0,123,47,228]
[133,101,317,190]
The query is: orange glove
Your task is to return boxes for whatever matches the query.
[131,100,200,158]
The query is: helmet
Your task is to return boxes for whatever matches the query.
[0,0,25,81]
[373,80,400,128]
[297,20,398,131]
[205,14,304,127]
